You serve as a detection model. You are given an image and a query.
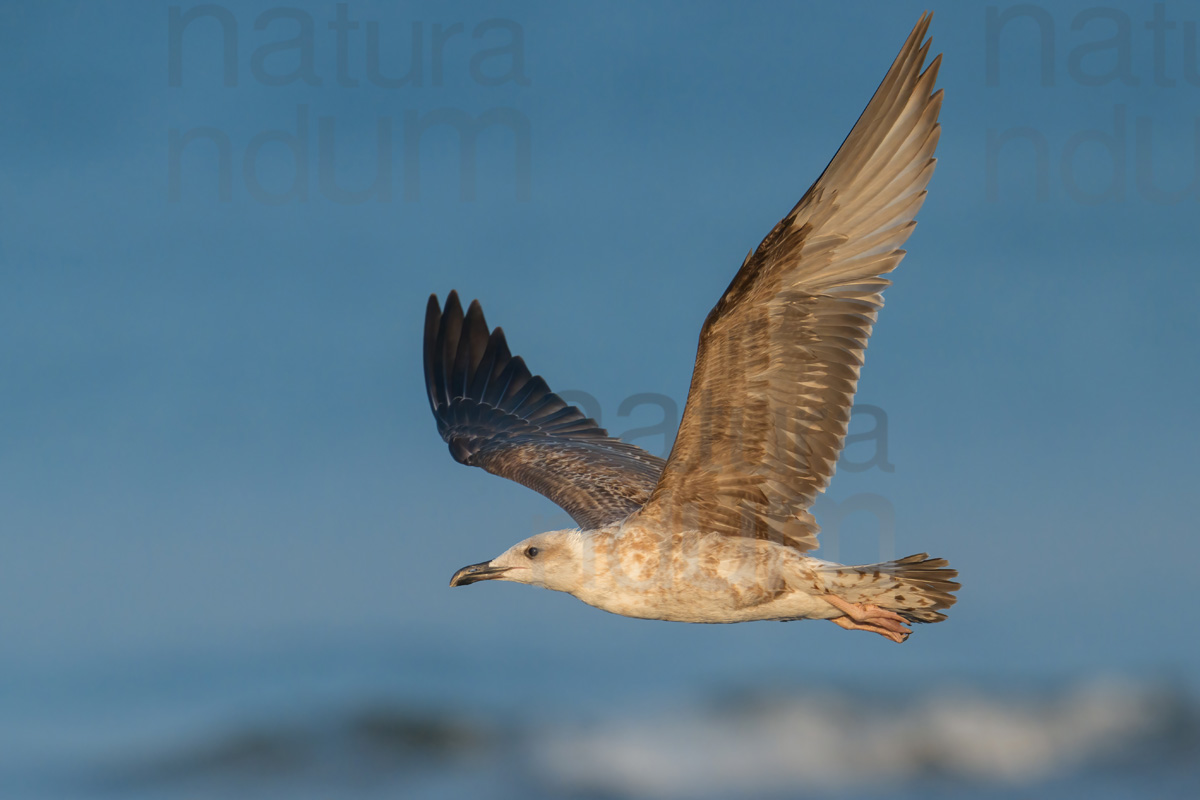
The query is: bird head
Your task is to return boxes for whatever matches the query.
[449,529,588,593]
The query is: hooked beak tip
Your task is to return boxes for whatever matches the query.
[449,560,510,587]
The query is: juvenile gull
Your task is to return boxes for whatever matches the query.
[427,14,958,643]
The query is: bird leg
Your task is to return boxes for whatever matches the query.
[824,594,912,643]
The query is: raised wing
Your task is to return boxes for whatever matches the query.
[631,14,942,551]
[425,291,665,529]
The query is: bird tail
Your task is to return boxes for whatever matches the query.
[817,553,960,623]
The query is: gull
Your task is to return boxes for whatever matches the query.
[426,14,958,643]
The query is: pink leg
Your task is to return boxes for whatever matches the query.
[825,594,912,643]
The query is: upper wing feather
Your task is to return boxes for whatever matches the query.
[631,14,943,551]
[424,291,665,529]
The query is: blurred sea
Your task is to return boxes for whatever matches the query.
[4,630,1197,800]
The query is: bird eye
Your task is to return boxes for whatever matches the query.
[526,546,539,558]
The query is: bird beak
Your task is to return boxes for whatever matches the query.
[449,560,511,587]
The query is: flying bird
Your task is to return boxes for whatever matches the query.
[424,14,957,643]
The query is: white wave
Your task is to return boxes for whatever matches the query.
[531,677,1178,797]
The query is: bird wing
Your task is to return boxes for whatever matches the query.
[425,291,666,530]
[630,14,942,552]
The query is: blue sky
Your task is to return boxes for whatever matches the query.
[2,0,1199,689]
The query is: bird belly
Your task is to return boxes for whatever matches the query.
[575,587,838,624]
[568,528,838,623]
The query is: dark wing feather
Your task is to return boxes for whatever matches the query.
[631,14,942,551]
[424,292,665,529]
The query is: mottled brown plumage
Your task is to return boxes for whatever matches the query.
[632,14,942,552]
[431,14,959,641]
